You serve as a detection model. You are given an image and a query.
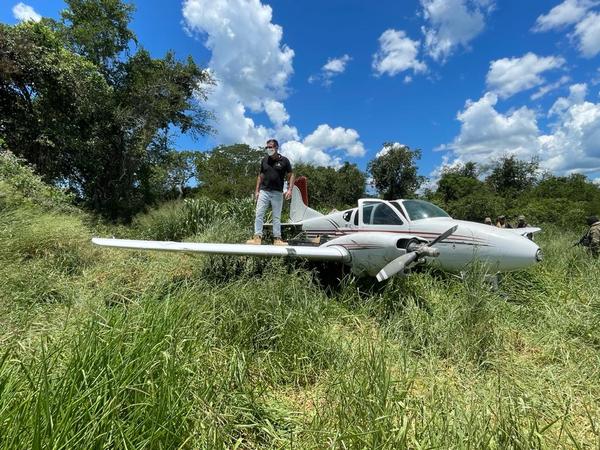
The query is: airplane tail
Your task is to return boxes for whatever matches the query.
[290,176,323,223]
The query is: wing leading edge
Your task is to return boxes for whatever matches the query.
[506,227,542,237]
[91,238,350,262]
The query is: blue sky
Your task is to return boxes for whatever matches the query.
[4,0,600,183]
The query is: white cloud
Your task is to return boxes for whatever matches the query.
[440,85,600,175]
[531,75,571,100]
[264,100,289,127]
[375,142,406,158]
[309,54,352,86]
[323,55,351,74]
[12,2,41,22]
[372,29,426,77]
[281,124,366,167]
[303,124,365,157]
[182,0,295,146]
[539,100,600,172]
[449,92,540,162]
[420,0,493,62]
[548,83,587,117]
[573,11,600,57]
[486,53,565,99]
[533,0,596,31]
[182,0,364,166]
[533,1,600,58]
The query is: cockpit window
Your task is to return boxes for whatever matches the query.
[401,200,450,221]
[342,210,352,222]
[361,201,403,225]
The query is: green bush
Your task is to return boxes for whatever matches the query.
[131,196,255,241]
[0,151,74,212]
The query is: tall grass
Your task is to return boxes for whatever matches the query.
[1,157,599,447]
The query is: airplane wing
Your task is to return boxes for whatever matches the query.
[91,238,349,262]
[507,227,541,237]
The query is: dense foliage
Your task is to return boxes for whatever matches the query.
[293,162,366,210]
[195,144,264,201]
[368,143,425,200]
[0,0,212,219]
[428,155,600,227]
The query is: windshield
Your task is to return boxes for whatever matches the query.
[400,200,450,221]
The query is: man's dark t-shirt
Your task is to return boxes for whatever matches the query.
[260,154,292,192]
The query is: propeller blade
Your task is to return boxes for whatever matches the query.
[428,225,458,247]
[376,252,419,282]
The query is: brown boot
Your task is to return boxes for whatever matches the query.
[273,238,288,246]
[246,235,262,245]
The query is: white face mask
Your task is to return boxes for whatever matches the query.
[266,148,276,156]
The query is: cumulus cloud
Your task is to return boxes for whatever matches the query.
[309,54,352,86]
[573,11,600,57]
[420,0,493,62]
[440,85,600,175]
[533,1,600,58]
[548,83,587,117]
[182,0,365,165]
[372,29,426,77]
[182,0,295,146]
[531,75,571,100]
[264,100,289,127]
[281,124,366,167]
[12,2,41,22]
[533,0,597,31]
[486,53,565,99]
[449,92,540,162]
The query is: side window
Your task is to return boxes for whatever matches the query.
[370,203,404,225]
[353,210,358,225]
[342,210,352,222]
[361,202,376,225]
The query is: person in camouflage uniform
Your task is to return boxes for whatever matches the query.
[516,215,529,228]
[585,215,600,258]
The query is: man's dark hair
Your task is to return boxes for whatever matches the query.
[587,215,599,226]
[266,139,279,148]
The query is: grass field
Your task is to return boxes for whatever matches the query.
[1,158,599,448]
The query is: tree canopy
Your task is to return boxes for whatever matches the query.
[292,162,366,210]
[0,0,212,219]
[195,144,264,201]
[368,143,425,200]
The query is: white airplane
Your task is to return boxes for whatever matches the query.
[92,177,542,282]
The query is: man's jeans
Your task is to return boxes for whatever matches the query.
[254,190,283,238]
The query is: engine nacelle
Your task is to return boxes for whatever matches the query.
[323,232,413,277]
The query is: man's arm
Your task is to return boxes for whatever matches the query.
[285,172,295,200]
[255,174,263,202]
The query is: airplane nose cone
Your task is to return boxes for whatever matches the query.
[498,235,541,270]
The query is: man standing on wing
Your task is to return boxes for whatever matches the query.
[247,139,294,246]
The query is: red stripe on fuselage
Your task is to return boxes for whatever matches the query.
[304,228,487,243]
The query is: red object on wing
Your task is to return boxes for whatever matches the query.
[294,176,309,206]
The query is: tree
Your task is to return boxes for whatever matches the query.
[485,155,539,196]
[293,162,366,209]
[368,143,425,200]
[59,0,136,70]
[0,1,213,219]
[436,162,482,203]
[195,144,264,200]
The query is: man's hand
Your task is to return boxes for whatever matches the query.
[284,189,292,200]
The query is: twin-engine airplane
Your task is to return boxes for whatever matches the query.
[92,177,543,282]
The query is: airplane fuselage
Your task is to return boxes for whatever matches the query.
[294,198,542,276]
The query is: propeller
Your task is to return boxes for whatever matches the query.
[376,225,458,282]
